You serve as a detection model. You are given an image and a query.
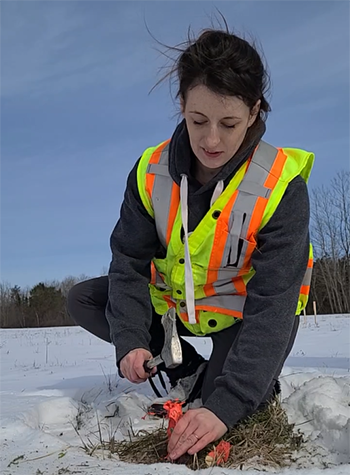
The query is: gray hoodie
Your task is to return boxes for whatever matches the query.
[106,119,310,428]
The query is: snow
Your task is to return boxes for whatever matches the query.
[0,314,349,474]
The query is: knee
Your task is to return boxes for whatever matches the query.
[67,276,108,324]
[66,280,90,323]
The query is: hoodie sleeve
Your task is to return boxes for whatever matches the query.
[203,175,310,428]
[106,159,161,364]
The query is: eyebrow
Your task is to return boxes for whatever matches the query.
[189,111,241,120]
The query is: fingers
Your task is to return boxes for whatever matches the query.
[167,413,191,453]
[168,411,209,460]
[167,408,227,460]
[129,365,147,383]
[120,348,156,384]
[134,355,152,381]
[187,432,213,455]
[121,365,145,383]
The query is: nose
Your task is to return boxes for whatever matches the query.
[204,126,220,149]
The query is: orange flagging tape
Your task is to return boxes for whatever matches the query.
[205,440,231,466]
[163,399,184,438]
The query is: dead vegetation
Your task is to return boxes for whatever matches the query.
[80,400,304,470]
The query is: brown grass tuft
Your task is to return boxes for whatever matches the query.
[83,400,304,470]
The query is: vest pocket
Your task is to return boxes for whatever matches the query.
[206,228,241,279]
[226,211,246,266]
[227,238,244,267]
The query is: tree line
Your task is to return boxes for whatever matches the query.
[308,171,349,315]
[0,276,89,328]
[1,172,349,328]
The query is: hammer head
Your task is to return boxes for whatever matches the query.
[160,307,183,369]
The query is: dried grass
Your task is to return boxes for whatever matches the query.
[84,400,304,470]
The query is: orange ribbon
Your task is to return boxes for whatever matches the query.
[206,440,231,466]
[163,399,184,438]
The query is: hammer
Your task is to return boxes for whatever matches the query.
[144,307,183,371]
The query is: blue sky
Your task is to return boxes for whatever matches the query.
[1,1,349,288]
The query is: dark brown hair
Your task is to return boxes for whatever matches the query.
[152,19,271,124]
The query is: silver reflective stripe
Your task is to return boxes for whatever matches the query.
[213,279,243,294]
[227,210,245,265]
[217,266,240,281]
[249,141,279,173]
[301,266,312,288]
[221,141,278,271]
[178,295,246,316]
[238,180,271,198]
[196,295,246,314]
[148,144,172,247]
[147,163,170,177]
[154,270,171,290]
[237,141,277,238]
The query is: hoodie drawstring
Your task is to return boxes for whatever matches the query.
[210,180,224,207]
[180,175,224,325]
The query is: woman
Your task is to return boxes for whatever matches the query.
[68,27,314,461]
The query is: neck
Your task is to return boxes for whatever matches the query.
[194,159,223,185]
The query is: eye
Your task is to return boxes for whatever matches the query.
[193,121,206,126]
[223,124,236,129]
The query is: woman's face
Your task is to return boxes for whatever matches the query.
[182,85,260,170]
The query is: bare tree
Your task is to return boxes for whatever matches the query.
[310,171,350,314]
[58,274,91,297]
[0,282,11,328]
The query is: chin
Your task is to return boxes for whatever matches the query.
[203,160,224,169]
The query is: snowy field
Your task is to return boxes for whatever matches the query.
[0,314,349,475]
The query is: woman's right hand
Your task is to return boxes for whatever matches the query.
[119,348,157,383]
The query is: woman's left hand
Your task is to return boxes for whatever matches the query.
[167,407,227,460]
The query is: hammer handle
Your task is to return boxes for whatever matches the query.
[144,355,163,372]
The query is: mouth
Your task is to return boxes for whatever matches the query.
[202,148,223,158]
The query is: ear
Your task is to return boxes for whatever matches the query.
[248,99,261,127]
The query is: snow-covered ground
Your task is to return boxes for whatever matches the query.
[0,314,349,475]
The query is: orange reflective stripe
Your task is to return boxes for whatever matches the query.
[205,160,252,290]
[238,198,265,275]
[308,258,313,268]
[233,277,246,295]
[178,309,189,323]
[145,172,155,202]
[203,283,216,297]
[265,148,288,189]
[300,285,310,294]
[239,149,288,275]
[179,309,200,323]
[150,262,157,285]
[166,183,180,246]
[163,295,176,309]
[205,277,246,297]
[205,190,239,289]
[145,140,170,200]
[196,305,243,319]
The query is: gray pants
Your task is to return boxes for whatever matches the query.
[67,276,299,404]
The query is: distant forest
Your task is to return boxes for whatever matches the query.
[1,172,349,328]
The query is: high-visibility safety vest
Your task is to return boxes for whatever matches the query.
[137,139,314,336]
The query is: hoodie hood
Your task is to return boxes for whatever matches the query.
[168,118,266,194]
